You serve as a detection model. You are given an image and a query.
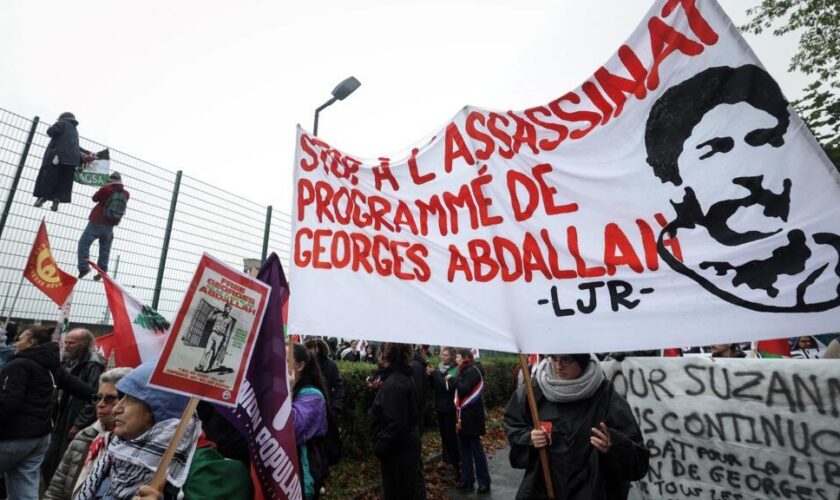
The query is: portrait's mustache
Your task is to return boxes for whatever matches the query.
[727,175,791,221]
[679,175,792,246]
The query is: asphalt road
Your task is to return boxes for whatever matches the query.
[448,445,521,499]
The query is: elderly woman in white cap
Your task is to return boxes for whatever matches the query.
[74,362,200,500]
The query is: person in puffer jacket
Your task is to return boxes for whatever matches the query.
[0,325,95,500]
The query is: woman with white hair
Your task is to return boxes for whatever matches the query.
[45,367,132,500]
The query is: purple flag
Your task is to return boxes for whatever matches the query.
[216,253,301,500]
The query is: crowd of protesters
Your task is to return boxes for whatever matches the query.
[0,325,254,500]
[0,322,837,500]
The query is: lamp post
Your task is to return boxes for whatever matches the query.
[313,76,361,136]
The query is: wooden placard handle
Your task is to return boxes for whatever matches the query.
[519,353,555,499]
[147,397,200,491]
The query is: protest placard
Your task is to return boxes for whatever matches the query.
[149,253,270,406]
[288,0,840,353]
[602,358,840,500]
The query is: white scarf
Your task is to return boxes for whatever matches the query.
[535,356,605,403]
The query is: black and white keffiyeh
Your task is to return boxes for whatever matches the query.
[74,417,200,500]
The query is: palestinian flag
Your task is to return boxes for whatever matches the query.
[90,262,168,367]
[74,149,111,186]
[756,339,791,358]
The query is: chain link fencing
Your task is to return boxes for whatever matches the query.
[0,108,292,330]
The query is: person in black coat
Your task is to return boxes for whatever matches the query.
[0,325,95,500]
[41,328,104,483]
[427,346,460,479]
[370,343,424,500]
[409,345,429,416]
[454,348,491,493]
[305,339,346,415]
[504,354,649,500]
[33,112,91,212]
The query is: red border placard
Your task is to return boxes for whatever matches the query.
[149,253,270,406]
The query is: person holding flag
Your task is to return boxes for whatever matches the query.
[32,112,94,212]
[453,348,491,494]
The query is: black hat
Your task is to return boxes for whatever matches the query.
[109,171,122,181]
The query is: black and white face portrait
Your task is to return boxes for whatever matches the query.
[646,65,840,312]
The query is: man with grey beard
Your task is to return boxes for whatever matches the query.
[41,329,104,483]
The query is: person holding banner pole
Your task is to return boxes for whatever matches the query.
[453,348,491,494]
[504,354,649,500]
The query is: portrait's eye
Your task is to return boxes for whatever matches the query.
[696,136,735,160]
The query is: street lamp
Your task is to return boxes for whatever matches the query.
[313,76,361,136]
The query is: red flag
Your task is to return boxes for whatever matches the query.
[24,220,77,306]
[95,332,117,360]
[756,338,791,358]
[662,348,683,357]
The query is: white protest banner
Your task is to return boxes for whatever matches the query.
[288,0,840,353]
[150,253,270,406]
[601,358,840,500]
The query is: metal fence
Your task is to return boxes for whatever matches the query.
[0,107,292,328]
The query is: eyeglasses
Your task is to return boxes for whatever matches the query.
[92,393,120,405]
[549,355,577,367]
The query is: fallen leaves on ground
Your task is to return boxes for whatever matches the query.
[325,406,509,499]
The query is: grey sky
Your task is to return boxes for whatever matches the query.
[0,0,805,213]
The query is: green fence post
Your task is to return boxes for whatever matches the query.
[152,170,182,310]
[0,116,40,241]
[261,205,272,262]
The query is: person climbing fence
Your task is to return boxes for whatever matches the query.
[77,171,129,280]
[33,112,95,212]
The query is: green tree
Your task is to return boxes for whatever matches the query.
[742,0,839,167]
